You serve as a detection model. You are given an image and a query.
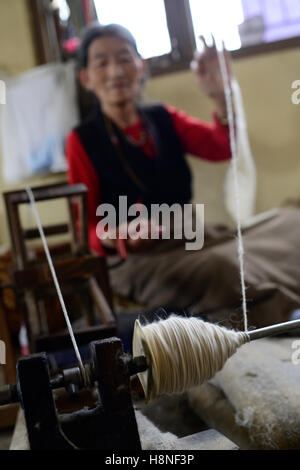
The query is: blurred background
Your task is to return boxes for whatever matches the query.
[0,0,300,246]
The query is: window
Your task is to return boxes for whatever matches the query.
[240,0,300,45]
[189,0,300,52]
[189,0,244,51]
[93,0,300,74]
[54,0,70,21]
[94,0,196,74]
[52,0,300,74]
[94,0,172,58]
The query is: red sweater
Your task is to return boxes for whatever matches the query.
[66,105,231,256]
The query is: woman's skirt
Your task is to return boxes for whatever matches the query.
[108,206,300,330]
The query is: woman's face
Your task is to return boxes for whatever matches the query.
[80,35,145,107]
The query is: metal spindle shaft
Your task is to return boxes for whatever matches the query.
[248,318,300,341]
[0,355,148,406]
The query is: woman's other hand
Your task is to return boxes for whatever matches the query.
[101,218,164,257]
[124,218,164,255]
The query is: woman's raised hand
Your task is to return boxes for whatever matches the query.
[192,35,232,101]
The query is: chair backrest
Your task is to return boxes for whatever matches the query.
[3,183,89,269]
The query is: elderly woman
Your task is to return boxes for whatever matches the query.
[67,23,300,330]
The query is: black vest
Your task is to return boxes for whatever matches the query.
[75,103,192,220]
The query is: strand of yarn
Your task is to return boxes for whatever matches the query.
[133,316,250,401]
[25,187,87,386]
[216,41,248,331]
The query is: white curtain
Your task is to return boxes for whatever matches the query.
[1,61,79,183]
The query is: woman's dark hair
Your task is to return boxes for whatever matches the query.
[77,23,139,68]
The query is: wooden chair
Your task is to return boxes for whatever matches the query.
[2,183,118,357]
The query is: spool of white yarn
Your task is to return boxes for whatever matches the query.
[133,315,250,401]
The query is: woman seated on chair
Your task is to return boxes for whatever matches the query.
[67,23,300,330]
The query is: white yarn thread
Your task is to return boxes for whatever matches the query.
[25,187,87,386]
[216,41,248,331]
[133,316,250,401]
